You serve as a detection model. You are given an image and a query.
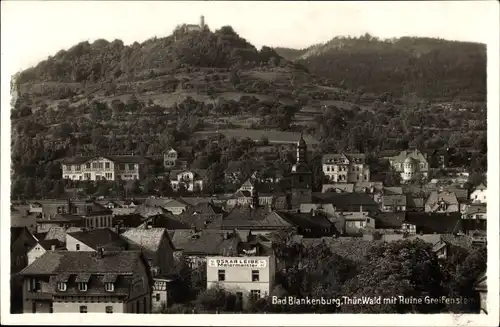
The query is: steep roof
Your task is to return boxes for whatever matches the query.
[312,192,378,210]
[388,149,427,164]
[475,183,487,191]
[382,195,407,206]
[19,251,146,275]
[466,203,487,215]
[38,213,84,223]
[426,191,459,206]
[120,228,168,253]
[322,183,354,193]
[37,239,65,251]
[404,212,462,234]
[225,205,271,221]
[68,229,128,251]
[383,187,404,195]
[177,231,240,255]
[322,153,366,164]
[209,211,292,230]
[276,211,334,229]
[144,213,192,230]
[113,214,146,228]
[372,212,406,229]
[45,227,84,243]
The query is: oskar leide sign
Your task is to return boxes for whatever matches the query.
[208,258,267,268]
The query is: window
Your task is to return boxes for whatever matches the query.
[250,290,261,299]
[50,302,53,313]
[105,173,113,179]
[76,244,80,251]
[105,306,113,313]
[105,282,114,292]
[105,162,110,169]
[98,162,103,169]
[218,269,225,281]
[92,162,98,169]
[32,302,36,313]
[155,293,161,302]
[57,282,67,291]
[135,301,140,313]
[79,306,87,313]
[251,270,259,282]
[75,165,81,171]
[86,163,91,169]
[78,283,87,292]
[128,164,135,171]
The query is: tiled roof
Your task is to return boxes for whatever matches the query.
[232,190,252,198]
[276,211,334,229]
[45,227,84,243]
[178,231,240,255]
[466,203,487,215]
[164,199,190,209]
[382,195,407,206]
[112,208,136,216]
[322,183,354,193]
[120,228,168,253]
[113,214,146,228]
[68,229,128,251]
[407,197,425,209]
[383,187,404,195]
[372,212,406,229]
[179,197,215,206]
[134,205,170,218]
[312,192,378,210]
[475,183,487,191]
[37,239,65,251]
[168,230,196,249]
[388,149,427,164]
[404,212,462,234]
[426,191,459,206]
[225,205,271,221]
[209,211,292,230]
[322,153,366,164]
[145,214,192,230]
[19,251,146,275]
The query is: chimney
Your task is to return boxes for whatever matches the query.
[311,209,315,217]
[51,244,56,251]
[98,247,104,258]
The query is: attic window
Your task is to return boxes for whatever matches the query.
[105,282,114,292]
[57,282,67,291]
[78,282,88,292]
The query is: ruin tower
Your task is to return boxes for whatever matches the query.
[200,15,205,28]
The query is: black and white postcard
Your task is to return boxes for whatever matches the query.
[1,1,499,326]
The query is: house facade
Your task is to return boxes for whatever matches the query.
[19,250,153,313]
[424,191,459,213]
[386,149,429,182]
[163,148,178,169]
[206,256,276,306]
[61,155,148,181]
[322,153,370,183]
[470,184,487,204]
[170,170,205,192]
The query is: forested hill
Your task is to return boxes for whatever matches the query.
[14,25,304,87]
[274,35,486,101]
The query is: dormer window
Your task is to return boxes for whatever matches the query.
[78,282,88,292]
[57,282,67,291]
[105,282,114,292]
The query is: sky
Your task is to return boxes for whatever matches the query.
[1,1,498,74]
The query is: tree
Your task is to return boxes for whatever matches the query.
[341,239,445,313]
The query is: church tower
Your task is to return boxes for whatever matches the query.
[288,134,313,208]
